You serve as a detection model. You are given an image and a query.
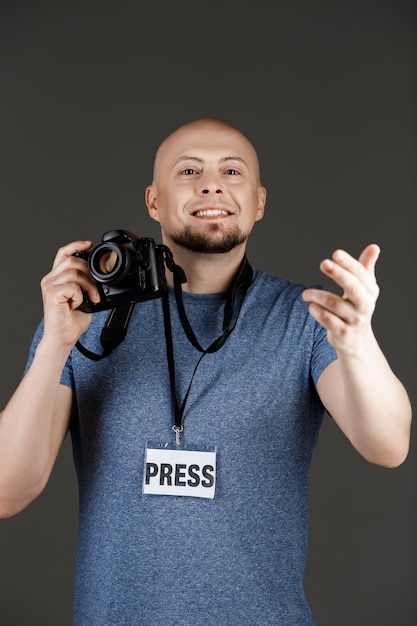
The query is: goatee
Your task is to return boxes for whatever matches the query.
[170,224,246,254]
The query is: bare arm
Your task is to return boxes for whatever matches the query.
[0,240,100,517]
[303,244,412,468]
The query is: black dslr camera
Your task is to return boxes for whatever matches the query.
[75,229,179,313]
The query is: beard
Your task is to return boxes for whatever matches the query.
[170,223,247,254]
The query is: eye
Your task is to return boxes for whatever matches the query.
[225,168,240,175]
[180,168,197,175]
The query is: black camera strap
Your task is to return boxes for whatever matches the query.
[165,256,253,438]
[172,256,253,353]
[75,303,136,361]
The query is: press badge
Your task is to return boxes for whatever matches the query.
[143,443,216,499]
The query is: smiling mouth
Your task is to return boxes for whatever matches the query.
[192,209,231,217]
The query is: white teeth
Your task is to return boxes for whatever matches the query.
[194,209,229,217]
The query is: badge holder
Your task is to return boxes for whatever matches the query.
[143,437,217,499]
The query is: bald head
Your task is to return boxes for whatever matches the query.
[145,117,266,261]
[152,118,261,185]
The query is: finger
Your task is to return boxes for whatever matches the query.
[52,240,93,270]
[320,250,378,298]
[319,257,367,301]
[358,243,380,274]
[43,260,101,305]
[56,283,88,310]
[330,246,380,280]
[302,289,357,324]
[44,277,100,311]
[305,300,348,332]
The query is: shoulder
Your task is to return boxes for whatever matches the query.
[250,267,330,301]
[249,267,308,304]
[245,267,332,342]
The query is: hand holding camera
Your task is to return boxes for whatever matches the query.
[39,239,101,351]
[40,229,186,354]
[74,229,173,313]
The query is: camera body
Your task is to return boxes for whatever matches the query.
[75,230,169,313]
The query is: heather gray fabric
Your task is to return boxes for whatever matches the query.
[26,268,337,625]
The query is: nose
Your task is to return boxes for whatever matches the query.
[202,187,222,194]
[199,172,223,195]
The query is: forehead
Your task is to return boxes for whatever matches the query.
[154,123,260,179]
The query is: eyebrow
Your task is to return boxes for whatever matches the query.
[172,155,249,168]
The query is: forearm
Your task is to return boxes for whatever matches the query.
[319,337,412,467]
[0,339,73,517]
[0,239,98,517]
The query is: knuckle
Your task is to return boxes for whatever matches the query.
[337,325,351,341]
[351,313,364,328]
[325,293,339,309]
[40,273,52,292]
[317,306,333,326]
[347,280,360,301]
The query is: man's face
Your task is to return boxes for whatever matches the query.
[145,121,266,254]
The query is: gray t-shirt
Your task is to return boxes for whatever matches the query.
[26,267,337,625]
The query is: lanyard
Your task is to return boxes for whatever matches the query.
[162,257,253,444]
[74,247,253,447]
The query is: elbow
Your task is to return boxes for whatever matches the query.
[0,498,27,519]
[0,481,43,519]
[0,504,22,519]
[354,410,412,469]
[376,420,412,469]
[0,453,55,518]
[361,439,411,469]
[0,495,38,519]
[0,492,35,518]
[376,447,410,469]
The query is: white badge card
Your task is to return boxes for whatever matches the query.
[143,445,216,499]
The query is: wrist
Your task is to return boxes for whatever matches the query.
[35,336,74,369]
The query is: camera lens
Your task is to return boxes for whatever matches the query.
[98,250,118,274]
[89,243,127,283]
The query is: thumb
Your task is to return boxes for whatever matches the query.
[358,243,381,274]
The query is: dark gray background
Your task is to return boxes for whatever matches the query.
[0,1,415,624]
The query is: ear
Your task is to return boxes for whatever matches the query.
[255,186,267,222]
[145,185,160,222]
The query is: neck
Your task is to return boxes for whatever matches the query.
[165,243,247,294]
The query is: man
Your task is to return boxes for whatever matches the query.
[0,119,411,624]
